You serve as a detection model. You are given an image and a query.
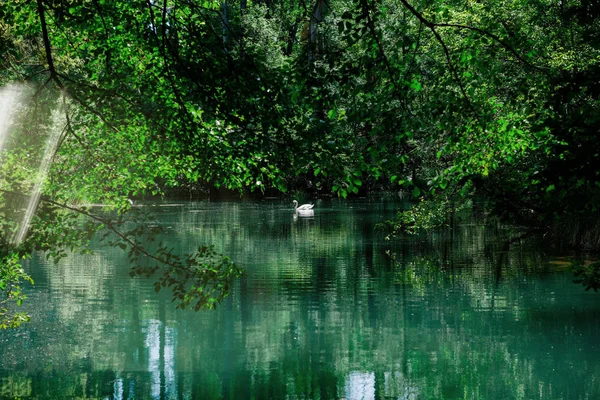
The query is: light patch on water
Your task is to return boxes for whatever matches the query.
[345,371,375,400]
[144,319,178,400]
[145,319,162,400]
[164,326,178,400]
[12,99,65,245]
[113,373,124,400]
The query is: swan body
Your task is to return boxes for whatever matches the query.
[292,200,314,212]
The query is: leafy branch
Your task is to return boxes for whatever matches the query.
[40,197,245,310]
[1,188,243,312]
[434,22,550,76]
[398,0,476,114]
[0,253,33,329]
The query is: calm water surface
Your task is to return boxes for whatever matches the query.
[1,198,599,399]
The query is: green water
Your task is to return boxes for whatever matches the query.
[1,199,599,399]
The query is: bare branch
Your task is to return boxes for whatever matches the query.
[35,0,63,89]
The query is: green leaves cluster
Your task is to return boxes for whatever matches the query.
[0,252,32,329]
[154,245,240,311]
[102,209,244,310]
[572,261,600,292]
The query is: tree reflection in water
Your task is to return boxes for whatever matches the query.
[0,199,599,399]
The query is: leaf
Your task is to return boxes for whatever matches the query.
[342,11,353,20]
[410,80,422,92]
[412,186,421,197]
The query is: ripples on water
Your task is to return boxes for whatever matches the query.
[1,199,599,399]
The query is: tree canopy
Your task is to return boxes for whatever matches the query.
[1,0,600,326]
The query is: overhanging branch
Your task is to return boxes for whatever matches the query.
[398,0,476,114]
[36,0,63,89]
[434,23,550,75]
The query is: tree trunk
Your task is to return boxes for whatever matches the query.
[310,0,326,44]
[221,1,229,45]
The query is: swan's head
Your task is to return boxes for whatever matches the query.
[292,200,298,208]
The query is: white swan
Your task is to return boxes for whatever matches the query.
[292,200,314,212]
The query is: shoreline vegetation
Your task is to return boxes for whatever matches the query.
[164,182,600,253]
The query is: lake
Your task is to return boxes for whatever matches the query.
[1,198,599,399]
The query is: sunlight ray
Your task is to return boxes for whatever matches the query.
[12,97,65,246]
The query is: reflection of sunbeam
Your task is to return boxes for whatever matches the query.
[165,326,178,399]
[12,100,65,245]
[345,371,421,399]
[145,319,178,400]
[113,373,124,400]
[146,320,162,399]
[345,371,375,400]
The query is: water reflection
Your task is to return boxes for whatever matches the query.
[346,372,375,400]
[0,199,599,399]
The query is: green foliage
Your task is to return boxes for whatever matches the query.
[4,0,593,202]
[394,199,452,236]
[154,245,241,311]
[100,209,244,310]
[380,195,471,237]
[0,252,33,329]
[572,261,600,292]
